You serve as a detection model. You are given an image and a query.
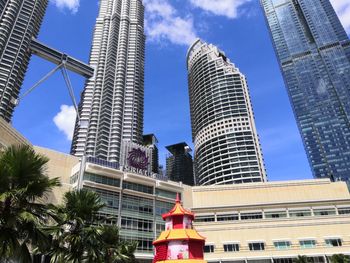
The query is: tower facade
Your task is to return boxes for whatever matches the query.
[0,0,48,122]
[143,134,159,174]
[71,0,145,163]
[261,0,350,183]
[166,142,194,186]
[187,39,266,186]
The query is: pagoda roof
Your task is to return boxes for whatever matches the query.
[162,194,195,220]
[153,229,206,245]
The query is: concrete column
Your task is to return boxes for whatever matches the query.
[77,155,86,190]
[117,176,123,227]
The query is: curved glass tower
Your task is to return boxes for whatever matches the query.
[187,39,267,185]
[0,0,48,122]
[71,0,145,163]
[261,0,350,184]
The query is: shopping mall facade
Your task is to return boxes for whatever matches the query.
[2,118,350,262]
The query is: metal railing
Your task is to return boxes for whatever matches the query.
[86,156,119,169]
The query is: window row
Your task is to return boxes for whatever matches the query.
[81,172,178,199]
[204,238,343,253]
[195,207,350,222]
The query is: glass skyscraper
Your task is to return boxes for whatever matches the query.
[0,0,48,122]
[261,0,350,183]
[187,39,267,185]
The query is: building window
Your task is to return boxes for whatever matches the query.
[299,240,316,249]
[325,238,342,247]
[84,186,119,213]
[121,194,153,215]
[217,214,239,221]
[155,200,174,216]
[338,207,350,215]
[122,236,153,252]
[289,210,311,217]
[223,243,239,252]
[241,212,263,220]
[313,208,336,216]
[249,242,265,251]
[84,172,120,187]
[195,215,215,222]
[273,258,293,263]
[121,216,153,232]
[274,241,291,250]
[155,189,178,199]
[265,211,287,219]
[123,181,153,194]
[70,172,79,184]
[204,245,215,253]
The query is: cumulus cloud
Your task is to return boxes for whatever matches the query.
[189,0,251,19]
[53,105,76,140]
[144,0,197,46]
[51,0,80,14]
[330,0,350,33]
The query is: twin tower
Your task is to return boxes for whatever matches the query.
[0,0,266,185]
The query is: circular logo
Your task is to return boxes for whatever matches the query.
[127,148,149,170]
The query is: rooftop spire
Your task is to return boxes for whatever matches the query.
[176,193,181,203]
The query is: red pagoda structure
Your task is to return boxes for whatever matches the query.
[153,194,207,263]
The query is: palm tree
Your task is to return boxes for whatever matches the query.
[293,255,311,263]
[100,225,137,263]
[0,144,61,263]
[330,254,350,263]
[48,189,136,263]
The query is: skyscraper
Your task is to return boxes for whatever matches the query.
[71,0,145,164]
[166,142,194,186]
[0,0,48,122]
[187,39,267,186]
[143,134,159,174]
[261,0,350,183]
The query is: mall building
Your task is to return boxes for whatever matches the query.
[1,118,350,262]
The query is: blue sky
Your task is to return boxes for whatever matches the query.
[12,0,350,181]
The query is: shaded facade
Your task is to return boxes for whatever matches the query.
[71,0,145,164]
[143,134,159,174]
[0,0,48,122]
[261,0,350,184]
[166,142,194,186]
[187,39,266,185]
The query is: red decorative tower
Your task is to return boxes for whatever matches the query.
[153,194,207,263]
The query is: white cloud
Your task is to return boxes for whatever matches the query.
[51,0,80,14]
[144,0,197,46]
[189,0,251,19]
[53,105,76,140]
[330,0,350,33]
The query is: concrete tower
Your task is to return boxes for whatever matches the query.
[71,0,145,164]
[261,0,350,184]
[0,0,48,122]
[187,39,266,185]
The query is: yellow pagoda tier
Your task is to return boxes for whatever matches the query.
[153,194,207,263]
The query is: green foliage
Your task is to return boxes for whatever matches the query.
[0,145,136,263]
[0,144,61,262]
[330,254,350,263]
[293,256,312,263]
[46,189,137,263]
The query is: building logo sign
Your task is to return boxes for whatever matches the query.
[127,148,149,170]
